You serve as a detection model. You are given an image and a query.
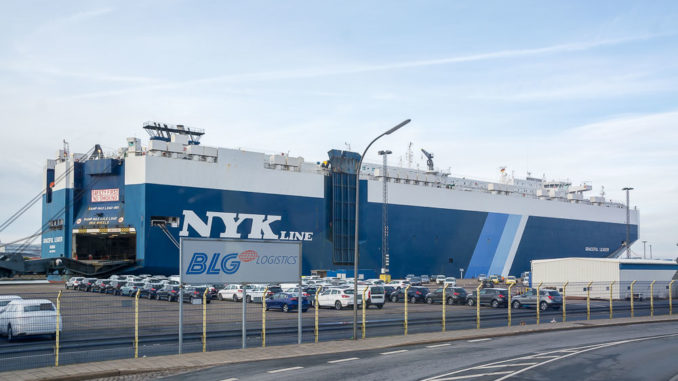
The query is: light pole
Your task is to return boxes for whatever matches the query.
[622,187,633,258]
[643,240,647,259]
[353,119,410,340]
[378,150,392,276]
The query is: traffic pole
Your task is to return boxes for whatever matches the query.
[262,286,268,347]
[586,281,592,321]
[404,285,411,335]
[442,283,450,332]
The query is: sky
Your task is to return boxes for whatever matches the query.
[0,1,677,259]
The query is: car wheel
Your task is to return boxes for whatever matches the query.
[232,295,238,302]
[7,325,12,342]
[334,301,342,310]
[391,295,398,303]
[467,298,475,306]
[539,302,548,311]
[447,297,454,305]
[218,294,223,301]
[491,300,499,308]
[376,304,383,309]
[426,297,433,304]
[282,304,290,313]
[512,300,521,309]
[246,295,252,303]
[410,296,417,304]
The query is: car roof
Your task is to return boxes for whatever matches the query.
[0,295,22,300]
[7,299,53,305]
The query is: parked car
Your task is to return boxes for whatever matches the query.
[0,295,22,307]
[435,275,446,285]
[0,299,62,341]
[405,274,416,281]
[420,275,430,284]
[478,274,488,282]
[512,289,562,311]
[120,282,146,296]
[505,276,517,285]
[316,288,358,310]
[181,287,212,303]
[444,277,457,286]
[357,285,385,309]
[389,286,430,303]
[218,284,252,302]
[77,278,99,292]
[138,282,164,299]
[365,279,385,285]
[426,287,468,305]
[156,285,181,301]
[387,280,410,290]
[105,280,128,295]
[466,288,508,308]
[65,277,84,290]
[248,285,282,303]
[265,292,309,312]
[91,279,112,293]
[408,277,422,286]
[383,286,397,301]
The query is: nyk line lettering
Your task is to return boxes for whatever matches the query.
[179,210,313,241]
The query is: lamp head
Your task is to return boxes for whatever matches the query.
[385,119,411,135]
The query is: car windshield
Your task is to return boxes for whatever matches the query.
[547,291,560,296]
[371,286,384,293]
[344,290,354,295]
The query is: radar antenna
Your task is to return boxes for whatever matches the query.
[420,148,434,171]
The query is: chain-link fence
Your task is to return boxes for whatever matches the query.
[0,279,676,372]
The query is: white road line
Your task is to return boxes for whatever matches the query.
[267,366,304,374]
[220,378,239,381]
[427,343,452,348]
[328,357,359,364]
[478,363,537,369]
[467,338,492,342]
[532,355,560,359]
[435,371,513,380]
[380,349,409,355]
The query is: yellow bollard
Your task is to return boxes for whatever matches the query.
[507,283,514,327]
[586,281,592,321]
[55,290,62,367]
[562,282,568,323]
[630,280,637,318]
[404,285,411,335]
[203,288,208,352]
[262,286,268,347]
[650,280,656,317]
[609,281,615,319]
[536,282,543,325]
[670,280,675,316]
[442,283,450,332]
[475,284,482,329]
[314,286,321,343]
[134,289,140,359]
[362,287,368,339]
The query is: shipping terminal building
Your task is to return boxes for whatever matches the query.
[40,122,639,278]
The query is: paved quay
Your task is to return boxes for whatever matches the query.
[2,315,677,381]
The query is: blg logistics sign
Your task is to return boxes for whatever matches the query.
[180,238,301,284]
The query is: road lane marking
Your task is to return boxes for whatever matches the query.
[436,371,513,380]
[220,378,239,381]
[467,338,491,342]
[380,349,408,355]
[427,343,452,348]
[479,363,537,368]
[267,366,304,373]
[328,357,359,363]
[532,355,559,359]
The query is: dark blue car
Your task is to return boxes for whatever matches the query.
[265,292,309,313]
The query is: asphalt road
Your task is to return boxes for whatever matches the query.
[161,321,678,381]
[0,283,672,372]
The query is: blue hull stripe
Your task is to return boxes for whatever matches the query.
[488,214,522,276]
[466,213,509,278]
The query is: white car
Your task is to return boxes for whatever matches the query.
[0,299,62,341]
[436,275,446,285]
[0,295,22,307]
[365,279,385,285]
[444,277,457,286]
[218,284,252,302]
[316,288,359,310]
[65,277,84,290]
[388,280,410,290]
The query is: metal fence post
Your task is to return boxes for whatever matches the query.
[609,281,615,319]
[314,286,321,343]
[650,280,656,317]
[262,286,268,347]
[476,284,482,329]
[135,289,140,359]
[202,288,208,352]
[536,282,543,325]
[362,287,368,339]
[442,283,450,332]
[630,280,637,318]
[242,285,247,349]
[404,285,411,335]
[670,280,675,316]
[586,281,592,321]
[55,290,62,367]
[562,281,568,323]
[507,283,514,327]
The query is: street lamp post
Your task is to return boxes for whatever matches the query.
[353,119,410,340]
[622,187,634,259]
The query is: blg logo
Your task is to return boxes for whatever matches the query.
[186,252,241,275]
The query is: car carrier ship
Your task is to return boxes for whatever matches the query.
[37,121,639,278]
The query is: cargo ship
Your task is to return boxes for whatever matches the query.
[40,122,639,278]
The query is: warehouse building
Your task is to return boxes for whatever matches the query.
[531,258,678,300]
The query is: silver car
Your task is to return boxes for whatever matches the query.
[511,289,562,311]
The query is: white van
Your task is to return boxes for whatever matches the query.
[0,299,62,341]
[358,285,385,309]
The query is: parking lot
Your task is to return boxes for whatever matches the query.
[0,280,673,372]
